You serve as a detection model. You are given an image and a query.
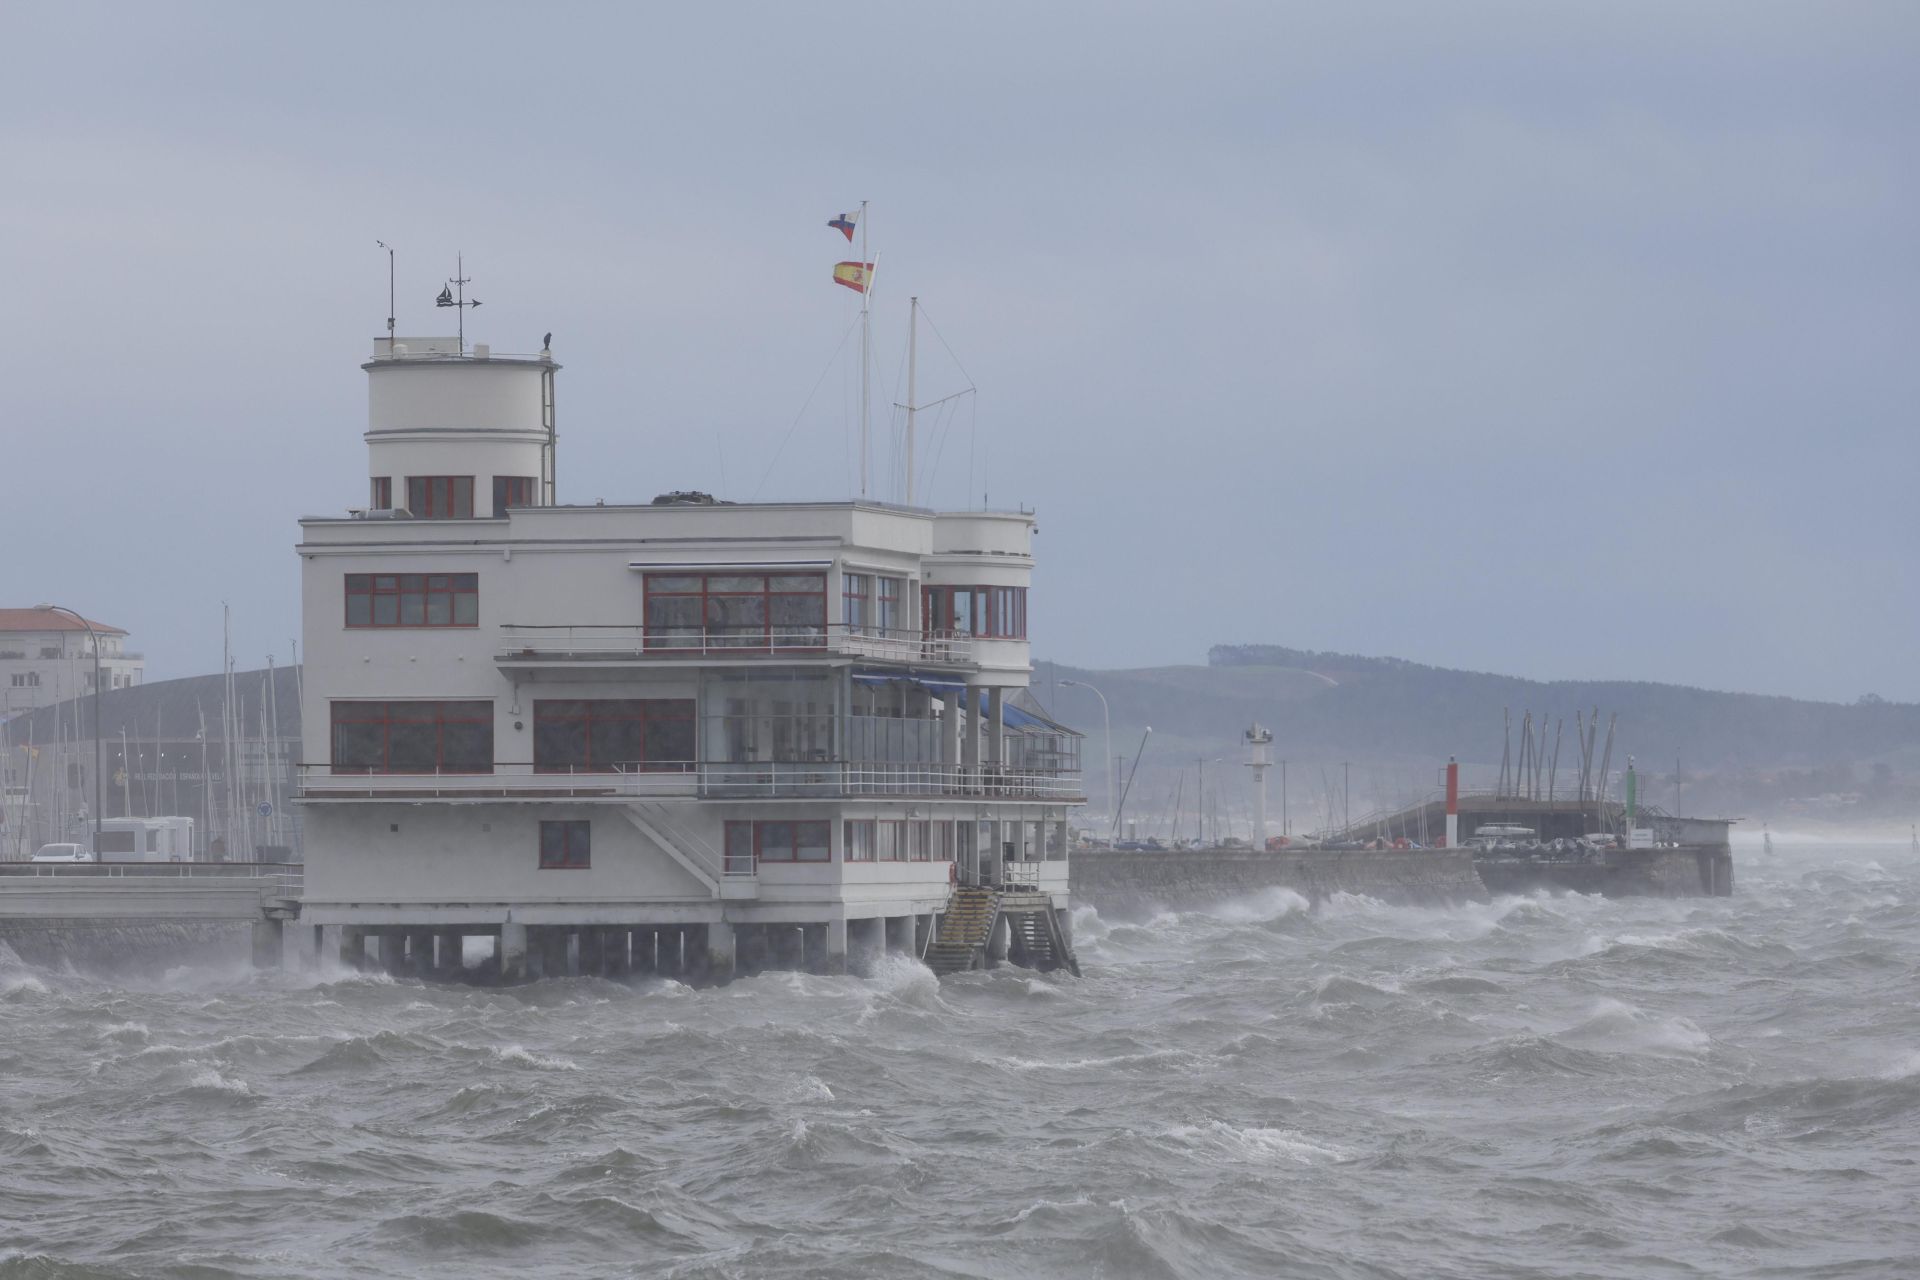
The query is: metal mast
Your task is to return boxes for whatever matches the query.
[859,201,870,497]
[905,295,918,505]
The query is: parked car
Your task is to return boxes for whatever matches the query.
[30,843,94,863]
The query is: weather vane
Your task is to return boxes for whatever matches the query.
[435,253,482,351]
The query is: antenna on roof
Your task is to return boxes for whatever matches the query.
[436,252,482,352]
[376,241,395,338]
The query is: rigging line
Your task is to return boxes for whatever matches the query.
[914,304,978,392]
[920,393,964,505]
[895,388,976,413]
[754,313,864,502]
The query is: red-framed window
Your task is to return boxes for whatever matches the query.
[532,699,694,772]
[843,573,870,630]
[907,820,931,861]
[370,476,392,509]
[877,577,902,632]
[539,820,591,869]
[406,475,474,519]
[493,476,536,516]
[643,572,827,650]
[329,700,492,773]
[843,818,875,862]
[875,820,908,861]
[923,585,1026,639]
[345,573,478,627]
[726,819,831,864]
[933,821,954,863]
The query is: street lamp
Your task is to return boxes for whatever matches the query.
[35,604,102,858]
[1059,679,1113,831]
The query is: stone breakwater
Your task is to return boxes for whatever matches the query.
[1070,847,1489,918]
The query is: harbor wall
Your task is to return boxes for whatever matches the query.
[1070,848,1489,918]
[1475,846,1734,898]
[0,920,250,974]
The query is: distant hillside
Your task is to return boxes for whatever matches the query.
[1033,646,1920,833]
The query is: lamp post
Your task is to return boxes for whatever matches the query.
[36,604,102,858]
[1059,679,1114,833]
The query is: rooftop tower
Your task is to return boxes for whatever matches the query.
[362,336,558,518]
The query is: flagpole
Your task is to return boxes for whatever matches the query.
[906,295,917,506]
[858,199,870,499]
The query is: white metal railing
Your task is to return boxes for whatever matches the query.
[495,623,975,666]
[297,761,1081,802]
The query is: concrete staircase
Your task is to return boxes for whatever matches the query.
[925,886,1000,975]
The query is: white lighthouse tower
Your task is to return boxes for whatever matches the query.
[1243,722,1273,849]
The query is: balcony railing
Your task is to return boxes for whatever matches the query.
[495,624,975,666]
[296,761,1081,802]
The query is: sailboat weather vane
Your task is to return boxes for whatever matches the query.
[436,253,482,351]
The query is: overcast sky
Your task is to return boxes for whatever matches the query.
[2,2,1914,702]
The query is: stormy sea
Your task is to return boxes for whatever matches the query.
[3,840,1915,1279]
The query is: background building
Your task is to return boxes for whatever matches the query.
[0,608,143,720]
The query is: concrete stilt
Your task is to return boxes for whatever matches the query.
[630,927,656,976]
[823,919,848,974]
[701,921,735,985]
[884,915,911,956]
[407,930,434,976]
[499,922,529,982]
[374,931,403,977]
[847,917,882,975]
[436,930,464,976]
[251,917,284,969]
[339,926,367,970]
[987,913,1010,969]
[289,923,322,972]
[663,926,686,977]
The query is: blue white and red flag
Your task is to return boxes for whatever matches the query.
[828,211,859,242]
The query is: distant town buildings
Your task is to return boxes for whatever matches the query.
[0,608,143,720]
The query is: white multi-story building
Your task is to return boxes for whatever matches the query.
[0,608,143,720]
[294,335,1081,981]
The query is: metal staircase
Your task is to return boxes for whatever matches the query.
[925,886,1000,975]
[1007,905,1082,977]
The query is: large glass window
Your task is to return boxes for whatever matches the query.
[727,819,831,863]
[330,701,492,773]
[493,476,536,516]
[539,820,591,869]
[345,574,478,628]
[644,572,827,650]
[370,476,392,509]
[877,577,902,632]
[844,818,875,862]
[406,475,474,519]
[843,573,869,631]
[533,699,695,772]
[923,585,1026,638]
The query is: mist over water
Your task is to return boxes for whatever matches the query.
[4,842,1916,1279]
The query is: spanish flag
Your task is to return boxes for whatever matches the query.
[832,261,875,294]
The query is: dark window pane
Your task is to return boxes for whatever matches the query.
[384,722,437,772]
[591,719,646,769]
[534,718,588,771]
[759,821,794,860]
[644,717,693,767]
[331,721,385,772]
[439,722,492,771]
[647,576,702,593]
[372,595,399,625]
[706,575,765,593]
[426,592,452,625]
[453,592,478,625]
[346,594,372,626]
[796,821,831,862]
[346,574,370,590]
[769,574,823,592]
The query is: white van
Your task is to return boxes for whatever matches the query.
[94,817,196,862]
